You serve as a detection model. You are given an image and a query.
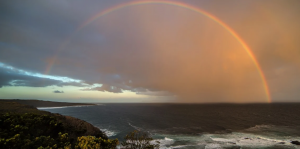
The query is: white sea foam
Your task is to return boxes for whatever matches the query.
[164,137,173,141]
[37,105,93,110]
[101,129,117,137]
[168,145,198,149]
[151,129,300,149]
[95,126,118,137]
[210,137,237,144]
[245,124,271,130]
[128,122,143,131]
[152,137,175,149]
[207,132,300,148]
[204,143,222,149]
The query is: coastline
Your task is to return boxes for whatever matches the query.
[2,100,300,148]
[0,100,120,148]
[0,99,96,108]
[37,105,96,109]
[0,99,107,139]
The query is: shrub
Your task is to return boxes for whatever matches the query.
[121,130,160,149]
[0,113,118,149]
[75,136,118,149]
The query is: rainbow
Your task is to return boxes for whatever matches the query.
[46,0,271,102]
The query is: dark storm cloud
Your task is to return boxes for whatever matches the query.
[1,0,300,102]
[53,90,64,93]
[0,0,113,73]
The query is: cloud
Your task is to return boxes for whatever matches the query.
[62,4,269,103]
[0,68,62,88]
[0,62,85,88]
[1,0,300,102]
[136,91,174,96]
[82,84,123,93]
[53,90,64,93]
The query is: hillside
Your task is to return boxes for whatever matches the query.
[0,100,117,148]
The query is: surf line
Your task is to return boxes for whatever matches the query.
[46,0,271,103]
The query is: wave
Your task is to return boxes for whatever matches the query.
[95,126,118,137]
[204,143,222,149]
[206,131,299,149]
[152,137,175,149]
[149,130,300,149]
[101,129,118,137]
[128,122,143,131]
[37,105,94,110]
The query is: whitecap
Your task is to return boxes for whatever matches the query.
[101,129,117,137]
[169,145,197,149]
[152,137,175,149]
[210,137,236,143]
[205,143,222,149]
[208,132,298,148]
[153,131,298,149]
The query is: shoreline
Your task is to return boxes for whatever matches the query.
[37,104,97,109]
[0,99,97,108]
[0,100,116,148]
[0,100,108,138]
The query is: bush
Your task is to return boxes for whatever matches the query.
[0,113,118,149]
[0,113,67,149]
[121,130,160,149]
[75,136,118,149]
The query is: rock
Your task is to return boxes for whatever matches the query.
[291,141,300,145]
[278,142,285,144]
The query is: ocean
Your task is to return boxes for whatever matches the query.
[39,103,300,149]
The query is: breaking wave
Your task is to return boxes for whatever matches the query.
[101,129,118,137]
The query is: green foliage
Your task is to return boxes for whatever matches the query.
[75,136,101,149]
[0,113,118,149]
[121,130,160,149]
[0,113,68,149]
[75,136,118,149]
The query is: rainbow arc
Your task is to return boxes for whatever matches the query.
[45,0,271,102]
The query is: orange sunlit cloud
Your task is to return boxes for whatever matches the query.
[1,0,300,103]
[61,4,267,103]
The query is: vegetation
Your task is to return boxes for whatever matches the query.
[75,136,118,149]
[0,113,118,149]
[0,101,160,149]
[0,101,49,115]
[121,130,160,149]
[0,101,107,139]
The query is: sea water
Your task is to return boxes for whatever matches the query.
[40,103,300,149]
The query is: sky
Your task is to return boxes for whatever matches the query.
[0,0,300,103]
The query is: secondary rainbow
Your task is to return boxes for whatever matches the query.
[47,0,271,102]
